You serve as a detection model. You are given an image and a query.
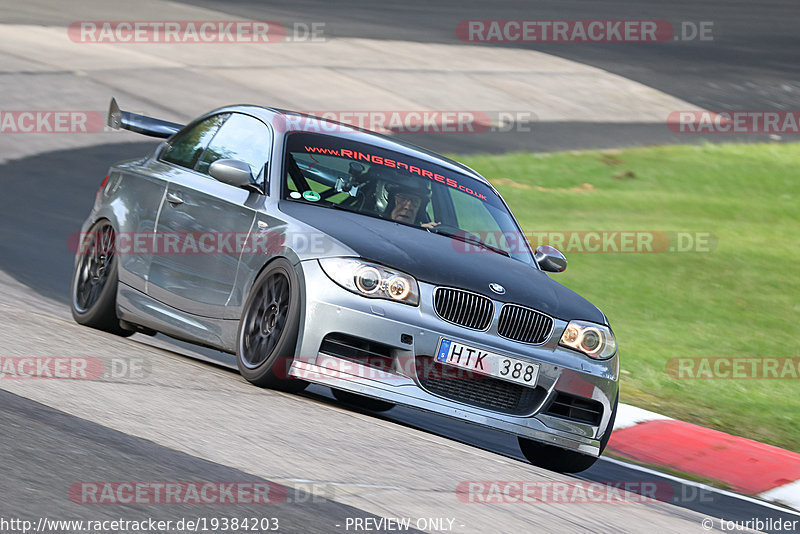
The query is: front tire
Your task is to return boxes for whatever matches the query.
[70,220,133,337]
[236,259,307,393]
[519,391,619,473]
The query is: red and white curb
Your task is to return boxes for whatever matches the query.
[611,403,800,512]
[760,480,800,512]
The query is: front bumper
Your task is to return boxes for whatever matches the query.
[290,260,618,457]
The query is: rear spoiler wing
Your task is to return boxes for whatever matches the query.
[106,98,184,139]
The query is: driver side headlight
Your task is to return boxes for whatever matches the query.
[319,258,420,306]
[559,320,617,360]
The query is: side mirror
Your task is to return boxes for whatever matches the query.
[535,245,567,273]
[209,159,254,188]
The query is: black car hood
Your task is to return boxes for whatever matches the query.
[281,201,606,324]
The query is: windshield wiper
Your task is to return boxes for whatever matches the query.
[435,230,510,257]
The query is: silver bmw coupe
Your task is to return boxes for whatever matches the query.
[71,99,619,473]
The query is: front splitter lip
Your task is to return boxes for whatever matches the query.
[291,259,614,455]
[289,360,602,457]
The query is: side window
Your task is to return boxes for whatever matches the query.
[161,114,228,169]
[196,114,271,180]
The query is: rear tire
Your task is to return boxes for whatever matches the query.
[519,391,619,473]
[332,388,395,412]
[70,220,133,337]
[236,259,308,393]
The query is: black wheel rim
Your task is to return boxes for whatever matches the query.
[73,223,115,313]
[241,272,290,368]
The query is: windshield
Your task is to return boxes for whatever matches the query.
[282,133,533,264]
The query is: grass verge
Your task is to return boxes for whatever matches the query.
[454,143,800,452]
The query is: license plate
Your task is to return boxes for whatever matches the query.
[435,338,539,387]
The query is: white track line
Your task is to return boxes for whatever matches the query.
[614,403,673,430]
[599,456,800,516]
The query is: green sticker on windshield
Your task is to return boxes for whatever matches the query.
[302,190,321,202]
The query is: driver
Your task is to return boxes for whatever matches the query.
[384,184,440,229]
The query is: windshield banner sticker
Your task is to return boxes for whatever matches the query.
[302,145,488,201]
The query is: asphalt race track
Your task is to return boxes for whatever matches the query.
[174,0,800,152]
[1,390,420,534]
[2,128,799,534]
[2,1,800,533]
[174,0,800,109]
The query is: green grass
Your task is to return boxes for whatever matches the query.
[453,143,800,452]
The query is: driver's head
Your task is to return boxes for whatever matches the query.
[390,190,424,223]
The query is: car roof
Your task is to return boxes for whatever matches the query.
[210,105,492,187]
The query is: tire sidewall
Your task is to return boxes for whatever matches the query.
[236,258,302,385]
[70,220,123,331]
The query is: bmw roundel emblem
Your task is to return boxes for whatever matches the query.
[489,283,506,295]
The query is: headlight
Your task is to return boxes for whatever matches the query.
[559,320,616,359]
[319,258,420,306]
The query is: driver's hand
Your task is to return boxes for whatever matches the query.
[421,221,441,230]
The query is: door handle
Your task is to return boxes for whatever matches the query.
[166,193,183,206]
